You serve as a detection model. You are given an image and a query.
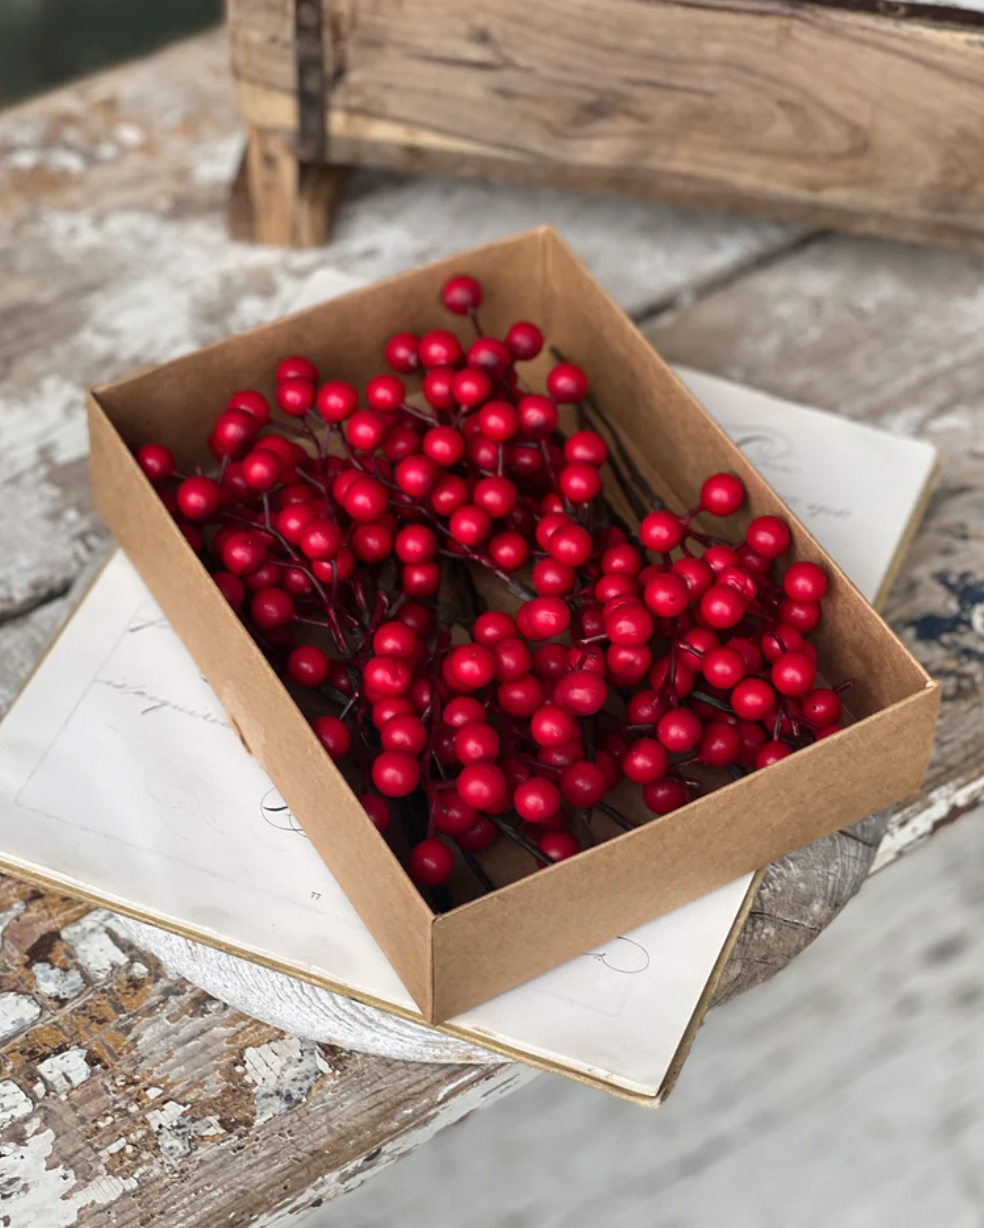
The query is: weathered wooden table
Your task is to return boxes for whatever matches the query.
[1,30,982,1227]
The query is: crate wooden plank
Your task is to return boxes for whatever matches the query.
[229,0,984,246]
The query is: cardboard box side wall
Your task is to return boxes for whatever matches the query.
[89,227,938,1022]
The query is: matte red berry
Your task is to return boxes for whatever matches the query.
[772,651,817,697]
[783,560,828,603]
[700,473,745,517]
[177,476,222,521]
[547,363,588,403]
[312,715,351,760]
[442,274,483,315]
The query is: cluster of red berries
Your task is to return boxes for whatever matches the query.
[135,272,848,897]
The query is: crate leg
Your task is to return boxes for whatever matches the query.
[228,129,348,248]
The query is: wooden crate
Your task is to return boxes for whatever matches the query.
[227,0,984,247]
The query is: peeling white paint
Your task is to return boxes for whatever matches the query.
[37,1048,91,1095]
[0,1081,33,1130]
[0,1125,137,1227]
[242,1036,330,1125]
[874,773,984,872]
[0,899,26,942]
[0,991,42,1040]
[146,1099,223,1160]
[61,911,128,978]
[32,962,85,1001]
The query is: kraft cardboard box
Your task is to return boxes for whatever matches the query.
[87,227,940,1023]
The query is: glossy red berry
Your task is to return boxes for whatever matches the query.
[514,776,562,823]
[276,378,315,417]
[380,713,428,756]
[477,400,520,441]
[287,645,330,687]
[450,504,492,547]
[423,425,466,467]
[642,777,689,815]
[174,476,220,521]
[467,337,512,378]
[395,454,441,499]
[521,596,571,641]
[449,643,496,690]
[745,515,790,559]
[214,571,246,609]
[553,670,607,716]
[559,462,603,503]
[699,584,746,629]
[756,741,794,770]
[802,687,843,728]
[312,715,351,760]
[702,646,746,690]
[228,389,271,427]
[473,611,517,645]
[698,722,741,768]
[364,655,412,697]
[409,838,455,886]
[419,330,463,369]
[241,449,284,492]
[457,761,508,812]
[656,707,702,753]
[372,751,421,798]
[700,473,745,517]
[360,794,391,833]
[772,651,817,697]
[497,676,545,718]
[343,475,388,522]
[530,704,576,748]
[137,443,175,483]
[442,274,483,315]
[385,332,419,373]
[622,738,669,784]
[547,363,588,403]
[346,409,388,452]
[644,572,690,618]
[783,560,828,603]
[537,831,580,863]
[779,598,822,632]
[547,523,592,568]
[732,678,776,722]
[251,587,294,631]
[277,355,317,383]
[452,368,492,408]
[517,394,558,439]
[366,374,405,413]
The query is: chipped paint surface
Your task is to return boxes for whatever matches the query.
[0,1081,33,1130]
[0,992,42,1040]
[37,1048,91,1094]
[243,1036,333,1125]
[61,911,129,979]
[32,962,86,1001]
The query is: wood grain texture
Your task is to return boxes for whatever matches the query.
[230,0,984,246]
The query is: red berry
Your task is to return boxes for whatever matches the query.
[515,776,563,824]
[351,522,393,564]
[402,562,441,598]
[547,524,592,568]
[316,380,358,424]
[177,476,222,521]
[492,636,532,682]
[287,645,330,687]
[772,651,817,697]
[467,337,512,377]
[700,473,745,517]
[644,572,690,618]
[517,394,558,439]
[521,596,571,641]
[372,697,414,730]
[434,795,479,837]
[606,602,653,647]
[312,715,351,760]
[473,611,517,645]
[372,621,418,660]
[423,425,466,467]
[477,400,519,442]
[505,321,543,361]
[498,676,545,718]
[385,332,419,373]
[671,557,714,600]
[746,515,790,559]
[547,363,588,403]
[783,560,828,603]
[454,816,498,851]
[453,722,499,764]
[137,443,175,483]
[538,831,580,863]
[452,368,492,408]
[702,646,746,690]
[442,274,482,315]
[277,356,317,383]
[457,762,508,812]
[367,374,405,413]
[300,518,344,561]
[431,474,470,516]
[419,330,463,369]
[559,760,607,807]
[563,430,608,468]
[442,697,484,728]
[228,390,271,427]
[642,777,689,815]
[222,530,268,576]
[450,504,492,548]
[346,409,388,452]
[364,655,412,697]
[394,524,438,565]
[276,378,315,417]
[700,584,746,629]
[698,722,741,768]
[802,688,843,729]
[373,751,421,798]
[622,738,669,784]
[778,597,822,632]
[732,678,776,722]
[559,463,602,503]
[251,587,294,631]
[360,794,391,832]
[553,670,607,716]
[530,704,576,748]
[409,838,455,886]
[657,707,702,753]
[533,558,576,596]
[241,450,284,492]
[640,511,684,552]
[449,643,496,690]
[756,741,793,770]
[422,367,457,412]
[214,571,245,609]
[381,713,428,756]
[343,476,388,522]
[395,454,441,499]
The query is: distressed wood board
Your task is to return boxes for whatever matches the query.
[229,0,984,247]
[0,27,981,1226]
